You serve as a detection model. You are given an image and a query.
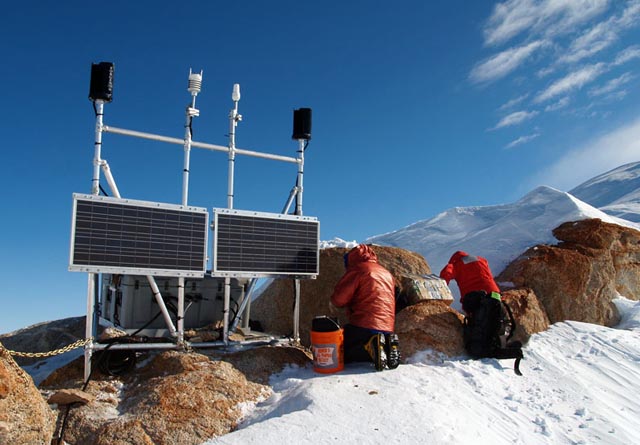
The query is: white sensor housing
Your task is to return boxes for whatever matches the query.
[232,84,241,102]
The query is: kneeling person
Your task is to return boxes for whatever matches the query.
[330,244,400,371]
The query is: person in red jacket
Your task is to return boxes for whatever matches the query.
[330,244,398,368]
[439,250,501,313]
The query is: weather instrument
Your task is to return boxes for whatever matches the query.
[72,61,316,379]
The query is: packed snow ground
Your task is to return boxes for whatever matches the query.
[206,298,640,445]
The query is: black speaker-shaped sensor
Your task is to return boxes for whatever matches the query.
[292,108,312,140]
[89,62,115,103]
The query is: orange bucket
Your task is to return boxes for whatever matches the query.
[311,316,344,374]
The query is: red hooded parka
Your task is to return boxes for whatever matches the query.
[439,251,500,300]
[330,244,396,332]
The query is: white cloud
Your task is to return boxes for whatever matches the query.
[559,1,640,65]
[603,90,629,102]
[535,62,607,103]
[545,96,571,111]
[492,110,539,130]
[613,44,640,65]
[559,21,617,64]
[526,114,640,190]
[505,132,541,149]
[499,94,529,110]
[617,0,640,27]
[537,65,556,78]
[483,0,609,47]
[589,72,634,96]
[470,40,547,84]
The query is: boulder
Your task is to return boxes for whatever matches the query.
[393,288,549,359]
[0,316,85,367]
[501,288,550,344]
[394,300,465,359]
[250,246,432,347]
[0,343,56,445]
[553,218,640,300]
[40,346,307,445]
[498,219,640,326]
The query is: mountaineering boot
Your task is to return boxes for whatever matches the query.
[385,333,401,369]
[364,334,387,371]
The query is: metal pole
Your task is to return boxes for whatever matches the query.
[91,101,104,195]
[227,91,240,209]
[101,125,298,163]
[292,139,305,343]
[84,274,95,382]
[282,185,299,215]
[229,279,257,333]
[100,160,121,197]
[293,278,301,343]
[147,276,178,337]
[84,100,104,381]
[178,91,199,345]
[296,139,305,216]
[223,85,241,343]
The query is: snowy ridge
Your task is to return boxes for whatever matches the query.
[365,186,639,278]
[570,161,640,222]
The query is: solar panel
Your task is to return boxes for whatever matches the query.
[69,194,208,277]
[212,208,319,277]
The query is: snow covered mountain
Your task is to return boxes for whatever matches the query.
[570,161,640,223]
[366,181,640,279]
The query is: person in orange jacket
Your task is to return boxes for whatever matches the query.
[439,250,501,313]
[330,244,397,366]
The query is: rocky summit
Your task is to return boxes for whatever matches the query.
[498,218,640,326]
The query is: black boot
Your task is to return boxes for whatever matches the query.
[385,333,401,369]
[364,334,387,371]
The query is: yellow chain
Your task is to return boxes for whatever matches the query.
[1,338,92,358]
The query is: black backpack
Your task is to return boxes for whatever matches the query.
[462,291,524,375]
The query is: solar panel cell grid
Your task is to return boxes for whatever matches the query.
[214,211,319,275]
[70,195,208,276]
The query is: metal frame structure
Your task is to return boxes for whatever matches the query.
[75,65,314,380]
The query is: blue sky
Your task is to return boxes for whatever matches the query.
[1,0,639,333]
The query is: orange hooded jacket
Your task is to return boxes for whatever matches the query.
[330,244,396,332]
[439,251,500,300]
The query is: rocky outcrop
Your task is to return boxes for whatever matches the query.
[0,316,85,367]
[0,344,56,445]
[394,300,465,359]
[253,246,552,357]
[501,289,550,343]
[498,219,640,326]
[40,346,307,445]
[394,289,550,359]
[251,246,432,347]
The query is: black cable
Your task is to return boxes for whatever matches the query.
[99,184,109,197]
[57,285,192,442]
[55,340,117,444]
[56,307,167,443]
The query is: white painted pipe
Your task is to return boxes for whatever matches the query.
[101,125,298,164]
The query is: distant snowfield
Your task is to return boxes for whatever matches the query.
[207,298,640,445]
[365,186,640,279]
